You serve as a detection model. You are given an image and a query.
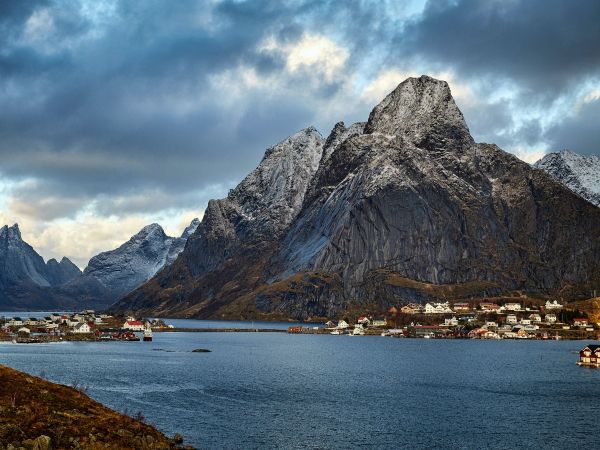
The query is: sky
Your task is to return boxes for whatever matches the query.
[1,0,599,268]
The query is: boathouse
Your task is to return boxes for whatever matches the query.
[578,345,600,367]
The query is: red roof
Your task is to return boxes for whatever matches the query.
[126,320,144,326]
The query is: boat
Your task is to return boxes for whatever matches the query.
[143,325,153,342]
[330,330,341,335]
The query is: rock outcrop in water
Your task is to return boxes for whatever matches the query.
[113,75,600,320]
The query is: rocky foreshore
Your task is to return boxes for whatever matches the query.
[0,365,193,449]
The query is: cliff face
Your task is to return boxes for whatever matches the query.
[114,76,600,320]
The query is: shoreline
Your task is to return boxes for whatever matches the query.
[0,364,194,449]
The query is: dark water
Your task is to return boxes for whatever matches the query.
[1,331,599,449]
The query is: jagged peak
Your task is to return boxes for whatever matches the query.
[136,223,166,237]
[181,218,200,238]
[364,75,473,151]
[261,126,323,160]
[1,223,22,240]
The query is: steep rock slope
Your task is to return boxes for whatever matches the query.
[115,76,600,319]
[0,224,89,310]
[534,150,600,207]
[83,220,199,299]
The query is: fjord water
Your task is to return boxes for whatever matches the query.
[1,330,599,449]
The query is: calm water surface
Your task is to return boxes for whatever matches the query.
[1,324,598,449]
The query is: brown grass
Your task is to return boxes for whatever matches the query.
[0,365,193,449]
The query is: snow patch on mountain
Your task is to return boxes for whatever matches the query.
[534,150,600,207]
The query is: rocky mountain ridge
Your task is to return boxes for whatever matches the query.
[114,75,600,320]
[534,150,600,207]
[0,219,198,310]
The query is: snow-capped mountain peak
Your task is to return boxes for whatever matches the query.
[534,150,600,207]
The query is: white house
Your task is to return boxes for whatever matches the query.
[574,318,589,327]
[424,302,453,314]
[504,303,522,311]
[545,314,557,323]
[520,318,532,325]
[444,317,459,326]
[8,318,23,327]
[337,320,349,329]
[485,321,498,329]
[73,323,91,334]
[529,314,542,323]
[371,317,387,327]
[506,314,518,325]
[123,320,145,331]
[545,300,563,310]
[17,327,30,335]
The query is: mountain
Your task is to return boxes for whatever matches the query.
[534,150,600,207]
[112,75,600,320]
[83,220,199,298]
[0,219,198,311]
[0,224,87,310]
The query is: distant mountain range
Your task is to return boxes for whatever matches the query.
[110,75,600,320]
[534,150,600,207]
[0,219,198,311]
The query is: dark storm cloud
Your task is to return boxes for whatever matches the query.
[401,0,600,92]
[0,0,322,212]
[0,0,598,223]
[545,100,600,155]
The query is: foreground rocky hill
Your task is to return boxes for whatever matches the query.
[113,75,600,320]
[0,365,193,449]
[534,150,600,207]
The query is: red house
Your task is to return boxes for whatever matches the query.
[578,345,600,367]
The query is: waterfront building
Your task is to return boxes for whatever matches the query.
[123,320,145,331]
[578,345,600,367]
[336,320,349,329]
[357,316,370,326]
[574,318,589,327]
[73,323,91,334]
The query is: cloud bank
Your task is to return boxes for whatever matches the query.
[0,0,598,265]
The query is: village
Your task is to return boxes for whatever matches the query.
[292,299,600,340]
[0,311,163,343]
[0,298,598,343]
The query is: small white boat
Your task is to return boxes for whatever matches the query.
[330,330,341,335]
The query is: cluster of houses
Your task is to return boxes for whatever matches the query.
[0,312,154,342]
[1,311,109,337]
[400,300,565,315]
[402,300,594,339]
[318,299,594,339]
[319,315,395,336]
